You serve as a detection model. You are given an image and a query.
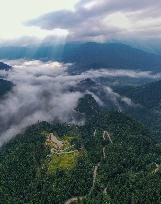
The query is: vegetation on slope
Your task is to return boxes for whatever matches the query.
[115,80,161,109]
[1,95,161,203]
[0,122,93,204]
[114,80,161,140]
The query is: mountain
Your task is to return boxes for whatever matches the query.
[73,78,130,111]
[1,95,161,204]
[115,80,161,109]
[0,79,13,97]
[0,61,11,71]
[1,43,161,71]
[63,42,161,72]
[74,79,161,141]
[113,80,161,140]
[1,42,161,204]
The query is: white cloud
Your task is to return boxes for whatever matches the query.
[0,60,84,147]
[1,0,161,44]
[27,0,161,42]
[0,0,77,42]
[0,59,160,146]
[82,69,161,79]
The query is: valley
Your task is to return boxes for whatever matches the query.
[1,0,161,203]
[1,44,161,204]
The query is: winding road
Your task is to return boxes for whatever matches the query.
[65,196,85,204]
[64,130,112,204]
[89,162,101,195]
[103,131,113,144]
[64,162,100,204]
[103,147,106,159]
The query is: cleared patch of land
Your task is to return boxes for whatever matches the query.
[45,133,81,173]
[49,151,80,173]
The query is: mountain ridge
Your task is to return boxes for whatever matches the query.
[1,43,161,71]
[0,61,11,71]
[1,95,161,203]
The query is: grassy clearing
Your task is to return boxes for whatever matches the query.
[45,133,82,173]
[49,151,80,173]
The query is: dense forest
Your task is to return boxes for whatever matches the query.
[1,95,161,203]
[114,80,161,141]
[115,80,161,109]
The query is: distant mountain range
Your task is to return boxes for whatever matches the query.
[63,43,161,72]
[1,43,161,71]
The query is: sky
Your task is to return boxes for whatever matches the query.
[0,0,161,45]
[0,0,78,45]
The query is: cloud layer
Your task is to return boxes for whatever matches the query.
[0,61,84,146]
[0,60,161,146]
[27,0,161,42]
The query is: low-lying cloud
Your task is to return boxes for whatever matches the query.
[0,60,160,147]
[82,69,161,79]
[0,60,84,147]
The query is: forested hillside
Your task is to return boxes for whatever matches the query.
[115,80,161,109]
[114,81,161,141]
[1,95,161,204]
